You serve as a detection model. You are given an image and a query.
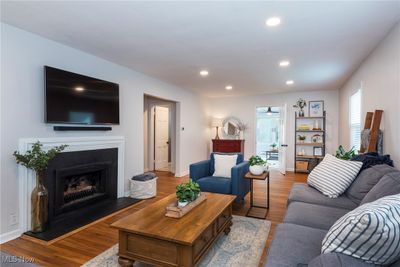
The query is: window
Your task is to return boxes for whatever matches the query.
[350,90,362,150]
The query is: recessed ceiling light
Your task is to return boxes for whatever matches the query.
[266,17,281,27]
[286,80,294,85]
[225,85,233,90]
[199,70,209,76]
[75,86,85,92]
[279,60,290,67]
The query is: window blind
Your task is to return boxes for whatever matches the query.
[350,90,361,150]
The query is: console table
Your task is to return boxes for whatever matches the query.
[212,139,244,153]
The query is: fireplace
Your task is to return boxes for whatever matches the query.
[24,147,140,241]
[45,148,118,224]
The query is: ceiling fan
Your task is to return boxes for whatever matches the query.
[260,107,279,115]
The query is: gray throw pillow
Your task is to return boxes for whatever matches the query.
[346,164,397,204]
[360,171,400,205]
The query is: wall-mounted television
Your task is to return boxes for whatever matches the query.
[45,66,119,125]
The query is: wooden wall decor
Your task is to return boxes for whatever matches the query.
[360,110,383,153]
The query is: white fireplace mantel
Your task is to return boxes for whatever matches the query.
[17,136,125,233]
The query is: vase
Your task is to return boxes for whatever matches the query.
[249,165,264,175]
[299,109,305,117]
[31,170,48,233]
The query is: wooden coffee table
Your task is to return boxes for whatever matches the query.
[111,192,236,267]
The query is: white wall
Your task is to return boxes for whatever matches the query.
[339,22,400,167]
[204,90,339,170]
[0,23,208,238]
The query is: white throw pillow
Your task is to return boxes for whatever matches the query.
[322,194,400,266]
[308,154,362,198]
[213,154,238,178]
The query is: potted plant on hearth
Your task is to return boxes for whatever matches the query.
[249,155,266,175]
[13,142,67,232]
[176,179,201,207]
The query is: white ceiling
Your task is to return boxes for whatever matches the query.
[1,1,399,97]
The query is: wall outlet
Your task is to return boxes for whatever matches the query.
[9,213,18,226]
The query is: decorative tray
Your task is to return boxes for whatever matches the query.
[165,194,207,218]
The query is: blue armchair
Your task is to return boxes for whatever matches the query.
[189,153,250,203]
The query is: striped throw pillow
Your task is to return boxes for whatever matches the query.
[322,194,400,265]
[308,154,363,198]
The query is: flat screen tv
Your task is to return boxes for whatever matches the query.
[45,66,119,125]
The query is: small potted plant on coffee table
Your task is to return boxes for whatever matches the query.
[249,155,266,176]
[176,179,200,207]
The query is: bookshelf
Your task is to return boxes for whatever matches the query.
[294,111,326,173]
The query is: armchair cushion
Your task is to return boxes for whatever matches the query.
[212,154,238,178]
[196,176,232,194]
[210,153,244,174]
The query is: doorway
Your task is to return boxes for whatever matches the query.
[144,95,176,173]
[256,106,282,169]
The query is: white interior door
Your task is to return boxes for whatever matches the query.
[154,106,170,171]
[278,104,287,175]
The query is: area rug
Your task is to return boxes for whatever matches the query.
[82,215,271,267]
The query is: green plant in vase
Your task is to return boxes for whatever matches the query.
[249,155,266,175]
[13,141,67,232]
[176,179,200,207]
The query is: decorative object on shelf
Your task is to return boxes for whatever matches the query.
[313,147,324,156]
[293,98,307,117]
[175,179,201,207]
[312,134,323,143]
[296,160,309,171]
[335,145,356,160]
[313,120,321,130]
[270,143,278,151]
[298,124,310,130]
[298,135,306,143]
[297,149,306,156]
[249,155,266,175]
[309,100,324,117]
[211,117,223,140]
[13,141,67,233]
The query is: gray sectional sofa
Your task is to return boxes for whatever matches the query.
[265,164,400,267]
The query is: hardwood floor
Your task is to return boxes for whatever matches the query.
[1,170,307,267]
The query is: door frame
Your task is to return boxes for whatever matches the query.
[254,104,288,171]
[144,95,177,174]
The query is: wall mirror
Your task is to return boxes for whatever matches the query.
[222,117,241,138]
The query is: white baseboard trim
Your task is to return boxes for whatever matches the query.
[175,170,189,177]
[286,168,295,172]
[0,229,22,244]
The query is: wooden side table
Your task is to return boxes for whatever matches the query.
[245,171,270,219]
